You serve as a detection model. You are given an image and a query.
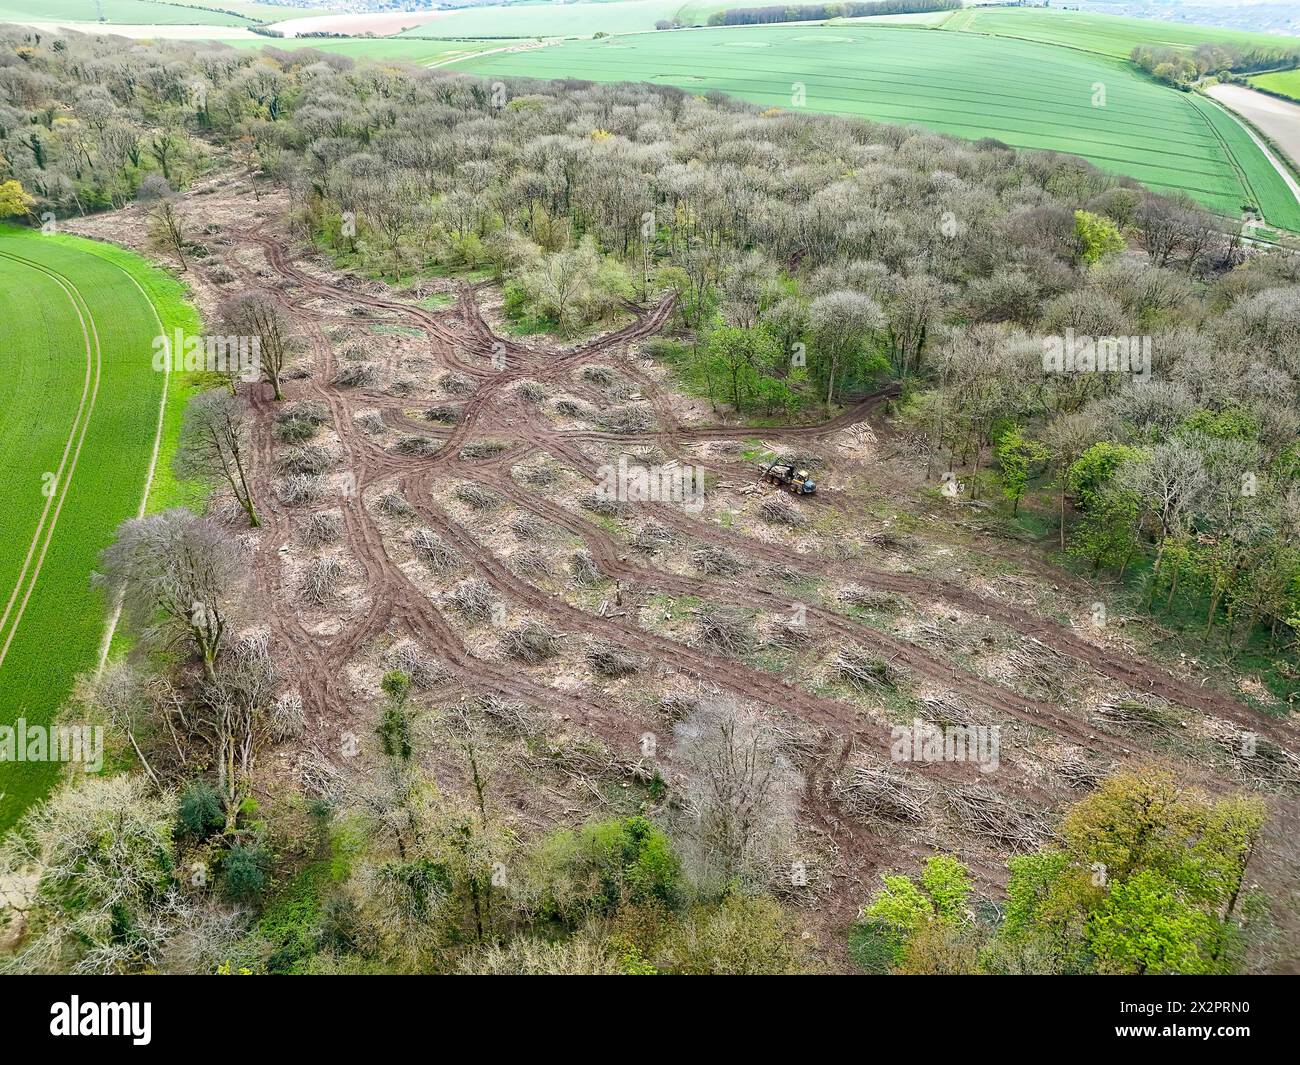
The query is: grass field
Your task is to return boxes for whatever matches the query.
[0,0,311,25]
[460,24,1300,229]
[0,226,202,833]
[226,36,515,65]
[1250,68,1300,102]
[943,7,1299,59]
[398,1,726,39]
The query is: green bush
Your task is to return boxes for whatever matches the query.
[528,815,684,922]
[222,842,272,905]
[177,780,224,840]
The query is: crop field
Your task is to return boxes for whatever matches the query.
[398,1,726,39]
[461,24,1300,228]
[942,7,1299,59]
[1251,68,1300,103]
[0,227,199,833]
[226,36,516,65]
[0,0,311,25]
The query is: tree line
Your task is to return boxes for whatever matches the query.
[705,0,960,28]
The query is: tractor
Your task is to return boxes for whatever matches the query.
[759,460,816,495]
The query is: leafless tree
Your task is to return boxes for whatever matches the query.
[809,289,883,405]
[139,174,187,270]
[220,291,295,401]
[194,630,275,831]
[672,696,800,891]
[176,390,259,526]
[94,509,244,682]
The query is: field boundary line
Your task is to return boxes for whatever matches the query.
[1197,91,1300,230]
[91,250,171,672]
[1202,90,1300,202]
[0,246,102,673]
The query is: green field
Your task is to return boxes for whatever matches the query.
[459,24,1300,229]
[1250,68,1300,102]
[399,0,726,39]
[943,6,1299,59]
[0,226,201,832]
[227,35,513,65]
[0,0,311,25]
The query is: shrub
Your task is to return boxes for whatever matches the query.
[178,780,224,840]
[222,842,272,904]
[527,815,684,923]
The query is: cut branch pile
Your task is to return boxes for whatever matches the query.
[691,545,741,576]
[597,403,655,434]
[509,548,553,580]
[449,578,496,621]
[587,643,643,678]
[279,443,335,476]
[838,583,904,612]
[387,640,450,690]
[454,481,501,510]
[460,439,509,459]
[552,395,594,419]
[300,512,341,547]
[377,489,413,517]
[410,527,459,572]
[632,519,679,554]
[300,554,348,605]
[580,491,630,518]
[695,606,755,655]
[569,550,601,587]
[333,361,379,388]
[393,434,441,457]
[837,764,929,823]
[945,783,1053,851]
[270,690,305,743]
[836,646,901,693]
[758,494,807,528]
[423,404,460,424]
[500,620,560,664]
[277,473,324,507]
[1093,698,1175,734]
[439,371,476,396]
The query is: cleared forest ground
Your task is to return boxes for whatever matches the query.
[69,177,1298,958]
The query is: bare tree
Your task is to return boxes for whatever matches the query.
[195,630,275,831]
[176,390,260,526]
[139,174,187,271]
[94,509,244,682]
[672,696,800,891]
[73,661,164,792]
[220,291,294,401]
[1120,437,1209,604]
[0,775,176,974]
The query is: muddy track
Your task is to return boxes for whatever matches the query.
[225,225,1295,801]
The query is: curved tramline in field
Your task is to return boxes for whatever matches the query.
[0,227,197,832]
[458,23,1300,231]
